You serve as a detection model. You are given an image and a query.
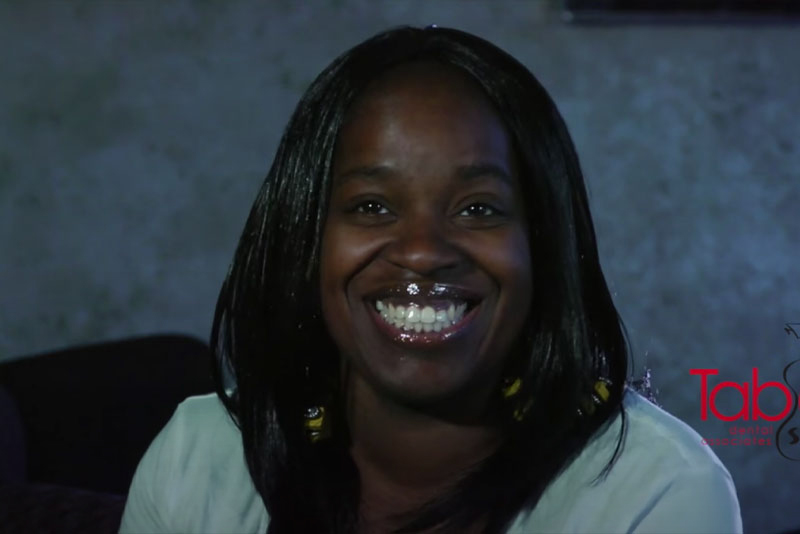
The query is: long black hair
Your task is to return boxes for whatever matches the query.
[211,26,629,534]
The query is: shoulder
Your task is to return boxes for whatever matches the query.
[132,393,244,484]
[613,391,742,532]
[120,394,269,533]
[621,389,726,470]
[159,393,242,455]
[509,389,742,534]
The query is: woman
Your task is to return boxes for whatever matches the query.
[120,27,741,533]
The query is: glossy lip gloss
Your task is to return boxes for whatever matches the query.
[364,282,483,349]
[368,303,481,348]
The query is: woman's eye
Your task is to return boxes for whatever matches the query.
[353,200,389,215]
[459,203,500,217]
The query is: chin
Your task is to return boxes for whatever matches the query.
[357,355,498,418]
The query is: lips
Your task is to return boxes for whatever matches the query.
[364,282,483,305]
[376,299,468,331]
[363,282,483,347]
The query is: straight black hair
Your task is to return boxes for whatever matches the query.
[211,26,629,534]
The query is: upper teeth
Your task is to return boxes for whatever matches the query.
[375,300,469,332]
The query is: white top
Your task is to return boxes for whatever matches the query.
[120,390,742,533]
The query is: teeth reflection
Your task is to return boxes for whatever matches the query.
[374,298,472,332]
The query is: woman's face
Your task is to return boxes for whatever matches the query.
[320,64,532,411]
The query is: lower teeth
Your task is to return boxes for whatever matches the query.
[391,318,459,332]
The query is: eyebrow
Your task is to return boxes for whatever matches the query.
[334,162,514,186]
[458,163,514,185]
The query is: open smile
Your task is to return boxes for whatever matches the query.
[366,298,482,348]
[375,299,472,332]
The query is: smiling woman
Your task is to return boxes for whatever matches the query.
[119,27,742,534]
[322,62,532,420]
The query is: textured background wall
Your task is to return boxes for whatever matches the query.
[1,1,798,531]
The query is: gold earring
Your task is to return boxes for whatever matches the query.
[580,378,612,416]
[502,377,522,398]
[304,405,330,443]
[512,400,533,422]
[501,377,532,422]
[593,378,611,403]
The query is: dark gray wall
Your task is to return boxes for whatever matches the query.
[1,1,798,531]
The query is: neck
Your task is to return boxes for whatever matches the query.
[347,375,503,530]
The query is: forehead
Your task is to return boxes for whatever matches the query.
[333,62,515,176]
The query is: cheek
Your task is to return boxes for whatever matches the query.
[497,231,533,310]
[321,224,366,295]
[320,233,346,312]
[320,220,390,289]
[319,224,345,336]
[318,222,376,341]
[486,226,532,277]
[319,264,352,362]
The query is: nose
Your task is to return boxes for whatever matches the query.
[381,212,464,277]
